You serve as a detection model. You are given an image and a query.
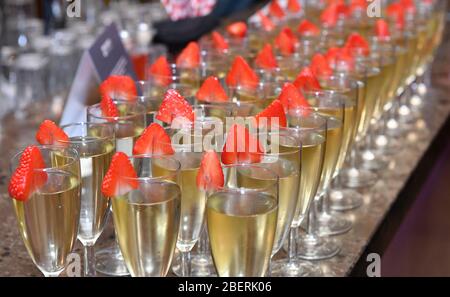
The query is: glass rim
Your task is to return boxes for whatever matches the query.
[10,145,79,174]
[124,154,181,183]
[87,99,147,122]
[59,122,115,144]
[251,132,302,156]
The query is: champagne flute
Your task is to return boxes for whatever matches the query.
[59,122,115,276]
[10,145,81,277]
[207,164,279,277]
[87,99,146,276]
[112,155,181,276]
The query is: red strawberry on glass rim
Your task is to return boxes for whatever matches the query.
[258,12,275,32]
[275,27,297,56]
[345,32,370,56]
[255,99,287,128]
[375,19,390,40]
[156,89,194,125]
[36,120,69,146]
[133,123,175,156]
[226,56,260,90]
[386,3,405,30]
[310,53,333,77]
[149,56,172,86]
[326,47,355,71]
[269,0,285,19]
[176,41,200,68]
[400,0,416,13]
[255,44,278,70]
[101,152,139,197]
[8,146,47,201]
[211,31,228,52]
[226,22,247,38]
[99,75,137,101]
[278,82,311,111]
[196,76,228,103]
[100,95,119,118]
[196,151,224,191]
[221,124,263,165]
[293,67,321,92]
[321,4,338,27]
[287,0,301,13]
[297,20,320,36]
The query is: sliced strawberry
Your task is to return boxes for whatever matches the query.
[36,120,69,146]
[101,152,139,197]
[255,100,287,128]
[400,0,416,13]
[387,3,405,30]
[8,146,47,201]
[277,82,311,111]
[211,31,228,52]
[258,12,275,32]
[297,20,320,36]
[345,32,370,56]
[176,41,200,68]
[226,22,247,38]
[100,95,119,118]
[225,56,260,90]
[310,53,333,77]
[321,4,338,27]
[149,56,172,86]
[133,123,174,155]
[375,19,390,39]
[156,89,194,124]
[269,0,285,19]
[196,76,228,102]
[293,67,321,92]
[99,75,137,101]
[275,27,297,56]
[287,0,301,13]
[325,47,355,71]
[196,151,224,190]
[221,124,263,165]
[255,44,278,70]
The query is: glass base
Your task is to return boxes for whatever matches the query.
[95,246,130,276]
[329,188,363,211]
[340,167,377,188]
[360,151,389,171]
[172,252,217,277]
[271,259,323,277]
[316,213,352,236]
[297,233,340,261]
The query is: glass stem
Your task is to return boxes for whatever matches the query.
[307,200,317,236]
[180,251,191,277]
[84,245,96,277]
[287,227,298,263]
[197,223,208,256]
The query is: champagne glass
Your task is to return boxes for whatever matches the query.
[59,122,115,276]
[10,145,81,277]
[112,155,181,276]
[87,99,146,276]
[207,164,279,277]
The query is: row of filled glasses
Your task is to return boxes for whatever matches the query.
[7,0,447,277]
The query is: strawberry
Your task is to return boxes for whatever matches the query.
[133,123,174,155]
[297,20,320,36]
[275,27,297,56]
[258,12,275,32]
[293,67,321,92]
[101,152,139,197]
[99,75,137,101]
[255,44,278,70]
[176,41,200,68]
[345,32,370,56]
[255,100,287,128]
[100,95,119,118]
[375,19,390,40]
[225,56,259,90]
[269,0,285,19]
[325,47,355,71]
[212,31,228,52]
[400,0,416,13]
[8,146,47,201]
[149,56,172,86]
[196,151,224,191]
[287,0,301,13]
[310,53,333,77]
[221,124,263,165]
[196,76,228,102]
[277,82,311,111]
[226,22,247,38]
[156,89,195,124]
[387,3,405,30]
[320,4,338,27]
[36,120,69,146]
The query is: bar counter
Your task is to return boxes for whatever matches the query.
[0,27,449,277]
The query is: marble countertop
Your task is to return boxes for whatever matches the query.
[0,29,449,277]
